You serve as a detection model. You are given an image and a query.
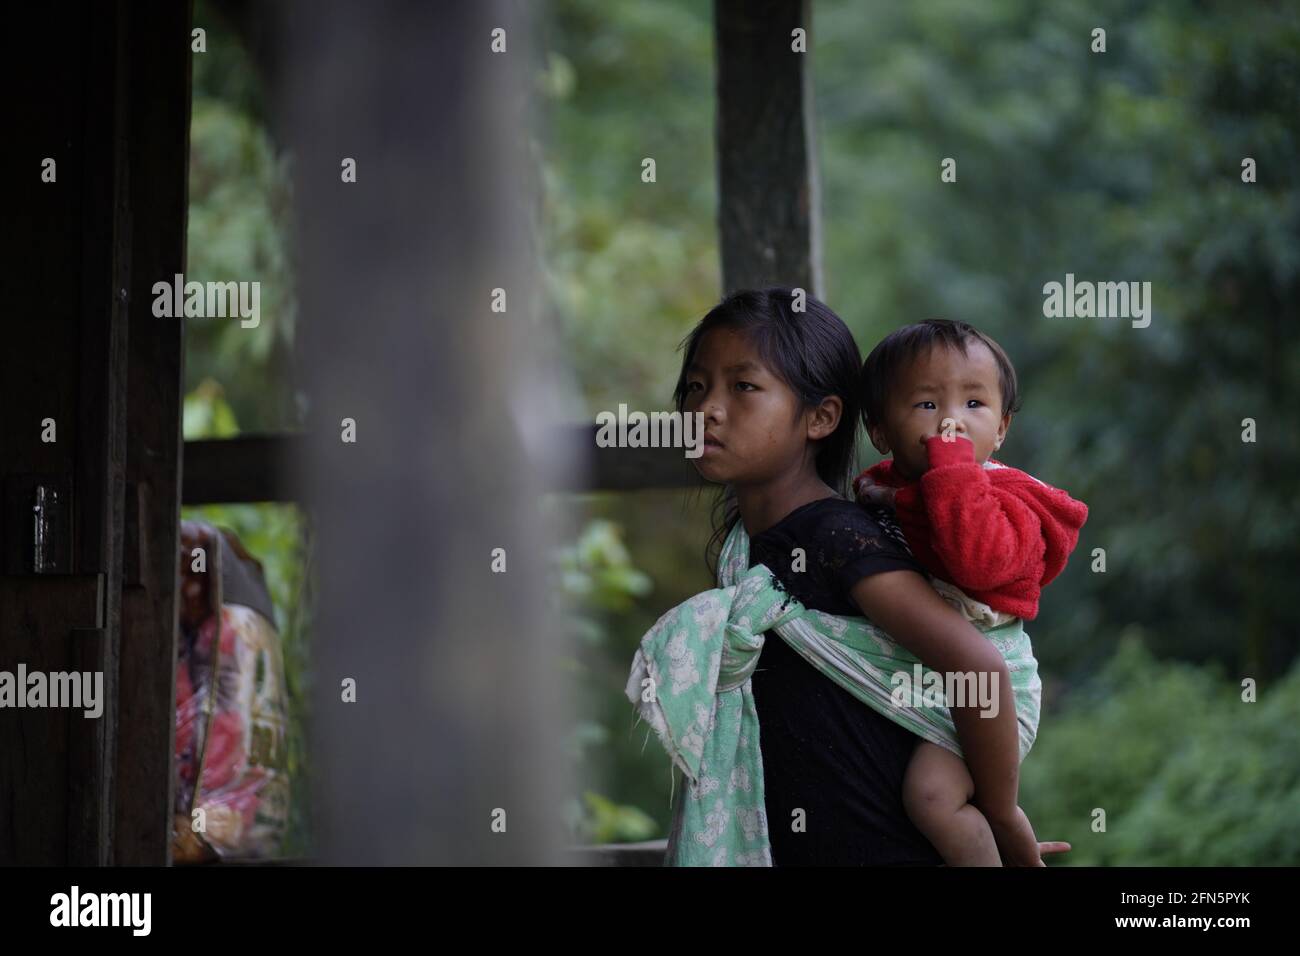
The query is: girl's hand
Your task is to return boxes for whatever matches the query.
[855,474,898,508]
[850,571,1023,831]
[986,806,1067,866]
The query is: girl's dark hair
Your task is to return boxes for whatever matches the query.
[860,319,1021,432]
[670,287,863,578]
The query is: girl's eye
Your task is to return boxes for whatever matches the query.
[686,381,703,392]
[735,381,757,392]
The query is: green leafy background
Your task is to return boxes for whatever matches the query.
[186,0,1300,862]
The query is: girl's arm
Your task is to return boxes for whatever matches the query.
[848,566,1046,865]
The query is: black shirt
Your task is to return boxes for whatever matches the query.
[747,496,944,866]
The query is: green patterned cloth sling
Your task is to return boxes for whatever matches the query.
[625,516,1042,866]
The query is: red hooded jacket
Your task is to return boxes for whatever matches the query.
[855,435,1088,620]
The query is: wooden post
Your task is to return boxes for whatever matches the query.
[65,0,130,869]
[714,0,823,296]
[281,0,575,864]
[115,0,194,866]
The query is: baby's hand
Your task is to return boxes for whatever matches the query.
[855,474,898,509]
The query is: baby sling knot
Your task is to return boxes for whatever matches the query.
[715,564,807,692]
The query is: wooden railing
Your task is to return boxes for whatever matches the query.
[182,426,699,505]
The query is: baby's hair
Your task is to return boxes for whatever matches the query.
[859,319,1021,431]
[672,287,863,574]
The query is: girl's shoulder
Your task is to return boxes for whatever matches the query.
[771,496,911,554]
[754,497,922,609]
[755,496,864,544]
[800,497,914,564]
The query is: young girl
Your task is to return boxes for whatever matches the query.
[639,287,1066,865]
[853,319,1087,865]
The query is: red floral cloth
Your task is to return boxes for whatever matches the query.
[174,522,289,861]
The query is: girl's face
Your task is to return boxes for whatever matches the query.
[681,326,839,486]
[869,341,1011,481]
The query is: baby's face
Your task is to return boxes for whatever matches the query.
[871,341,1011,481]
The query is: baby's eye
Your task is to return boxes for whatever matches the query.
[915,401,936,410]
[966,399,984,408]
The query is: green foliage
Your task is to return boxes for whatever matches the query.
[540,0,1300,681]
[813,0,1300,680]
[183,0,1300,862]
[552,517,661,843]
[567,791,659,845]
[182,2,311,855]
[182,379,240,439]
[1021,636,1300,865]
[538,0,1300,861]
[187,0,301,436]
[555,519,654,623]
[537,0,720,417]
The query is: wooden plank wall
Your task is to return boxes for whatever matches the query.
[1,0,192,865]
[3,0,123,867]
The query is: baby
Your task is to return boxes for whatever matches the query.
[853,319,1088,865]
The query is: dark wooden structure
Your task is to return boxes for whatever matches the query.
[4,0,193,865]
[2,0,819,865]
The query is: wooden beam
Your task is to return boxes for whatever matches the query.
[714,0,823,296]
[115,0,194,866]
[182,427,703,502]
[566,839,667,867]
[68,0,131,869]
[183,434,302,505]
[538,424,703,493]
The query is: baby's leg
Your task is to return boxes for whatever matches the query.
[903,741,1000,866]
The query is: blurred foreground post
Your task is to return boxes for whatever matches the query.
[283,1,577,864]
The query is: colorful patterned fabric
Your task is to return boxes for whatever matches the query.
[627,518,1040,866]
